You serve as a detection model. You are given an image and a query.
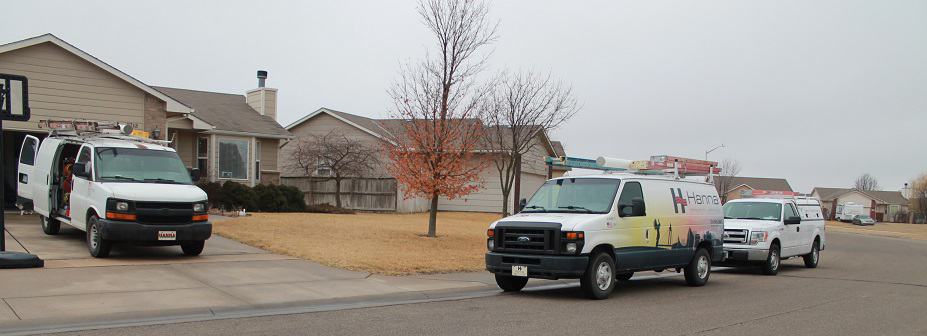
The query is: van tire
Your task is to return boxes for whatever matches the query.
[762,243,780,275]
[86,215,111,258]
[494,274,528,292]
[181,240,206,256]
[40,215,60,235]
[684,248,711,286]
[581,252,616,299]
[803,240,820,268]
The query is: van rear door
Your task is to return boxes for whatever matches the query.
[16,135,40,204]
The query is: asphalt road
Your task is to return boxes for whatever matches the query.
[53,231,927,336]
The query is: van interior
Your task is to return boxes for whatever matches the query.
[51,142,81,219]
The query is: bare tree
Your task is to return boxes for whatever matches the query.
[910,173,927,221]
[481,70,578,216]
[854,173,881,191]
[715,159,742,202]
[288,130,379,208]
[386,0,498,237]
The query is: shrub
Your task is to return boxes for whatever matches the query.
[197,181,224,210]
[253,184,287,212]
[305,203,356,214]
[278,185,307,212]
[221,181,257,211]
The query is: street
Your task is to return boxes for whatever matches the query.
[51,231,927,336]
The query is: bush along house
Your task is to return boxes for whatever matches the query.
[0,34,290,208]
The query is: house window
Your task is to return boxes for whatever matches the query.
[315,156,332,177]
[218,138,249,179]
[196,136,209,172]
[255,140,262,181]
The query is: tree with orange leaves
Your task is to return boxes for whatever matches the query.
[386,0,497,237]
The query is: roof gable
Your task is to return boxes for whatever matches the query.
[154,86,290,139]
[715,176,793,193]
[0,34,192,113]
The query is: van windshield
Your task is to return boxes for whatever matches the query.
[522,178,620,214]
[94,148,193,185]
[723,202,782,221]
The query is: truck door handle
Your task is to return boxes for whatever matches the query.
[796,227,800,232]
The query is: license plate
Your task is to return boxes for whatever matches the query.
[512,265,528,277]
[158,231,177,241]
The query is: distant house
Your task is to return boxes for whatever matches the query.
[713,176,793,202]
[811,188,909,222]
[282,107,567,213]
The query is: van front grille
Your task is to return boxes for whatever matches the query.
[498,227,557,252]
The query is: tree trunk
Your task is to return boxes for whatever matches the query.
[428,193,439,237]
[334,178,342,208]
[501,188,510,217]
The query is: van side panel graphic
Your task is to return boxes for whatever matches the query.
[670,187,687,213]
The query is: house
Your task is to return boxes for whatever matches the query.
[713,176,793,202]
[281,107,567,213]
[811,187,909,222]
[0,33,289,207]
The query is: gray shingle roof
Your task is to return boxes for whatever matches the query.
[715,176,793,193]
[154,86,290,138]
[813,187,908,205]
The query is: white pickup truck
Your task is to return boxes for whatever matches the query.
[720,197,825,275]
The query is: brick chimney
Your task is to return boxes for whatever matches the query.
[246,70,277,120]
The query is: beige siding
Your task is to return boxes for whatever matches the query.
[438,162,503,213]
[281,112,389,177]
[521,136,553,176]
[174,131,196,167]
[260,138,279,171]
[0,42,147,131]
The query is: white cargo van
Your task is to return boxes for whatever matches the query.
[836,202,865,222]
[485,156,724,299]
[720,192,825,275]
[16,121,211,258]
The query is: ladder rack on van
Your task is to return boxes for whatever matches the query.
[546,155,721,181]
[38,119,171,146]
[740,190,820,204]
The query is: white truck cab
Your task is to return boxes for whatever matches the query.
[486,156,725,299]
[720,192,825,275]
[16,122,211,258]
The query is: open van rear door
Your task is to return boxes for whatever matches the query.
[16,135,40,207]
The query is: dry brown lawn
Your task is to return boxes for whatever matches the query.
[827,220,927,241]
[213,212,501,275]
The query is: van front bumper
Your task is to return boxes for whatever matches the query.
[98,219,212,242]
[485,252,588,279]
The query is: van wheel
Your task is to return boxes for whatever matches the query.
[181,240,206,256]
[494,274,529,292]
[685,248,711,286]
[803,240,820,268]
[762,243,780,275]
[86,215,111,258]
[616,272,634,281]
[581,252,616,299]
[40,215,60,235]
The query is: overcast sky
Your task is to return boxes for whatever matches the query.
[3,0,925,192]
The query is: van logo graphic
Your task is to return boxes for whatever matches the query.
[517,236,531,243]
[670,188,687,214]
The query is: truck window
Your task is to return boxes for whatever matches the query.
[616,181,644,216]
[95,148,193,185]
[723,202,782,221]
[20,136,37,165]
[522,178,620,214]
[784,203,798,219]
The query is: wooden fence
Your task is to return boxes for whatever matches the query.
[281,177,397,211]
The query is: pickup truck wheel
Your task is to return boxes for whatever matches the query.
[581,252,616,299]
[616,272,634,281]
[803,240,820,268]
[86,215,111,258]
[181,240,206,256]
[762,244,780,275]
[40,215,60,235]
[494,274,528,292]
[684,248,711,286]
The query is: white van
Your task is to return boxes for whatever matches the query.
[720,194,825,275]
[485,171,724,299]
[836,202,865,222]
[16,124,211,258]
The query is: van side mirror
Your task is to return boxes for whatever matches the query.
[189,168,201,182]
[618,198,646,217]
[71,162,91,179]
[784,216,801,225]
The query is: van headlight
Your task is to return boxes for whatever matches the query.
[566,242,577,254]
[487,238,495,251]
[750,231,768,245]
[193,203,206,213]
[116,201,129,212]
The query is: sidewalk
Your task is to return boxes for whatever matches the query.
[0,214,518,334]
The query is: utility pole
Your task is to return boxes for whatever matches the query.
[705,144,725,161]
[0,73,43,268]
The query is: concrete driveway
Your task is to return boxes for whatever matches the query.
[0,213,493,333]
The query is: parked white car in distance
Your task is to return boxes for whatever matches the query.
[720,197,825,275]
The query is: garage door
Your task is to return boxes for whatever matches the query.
[438,168,503,213]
